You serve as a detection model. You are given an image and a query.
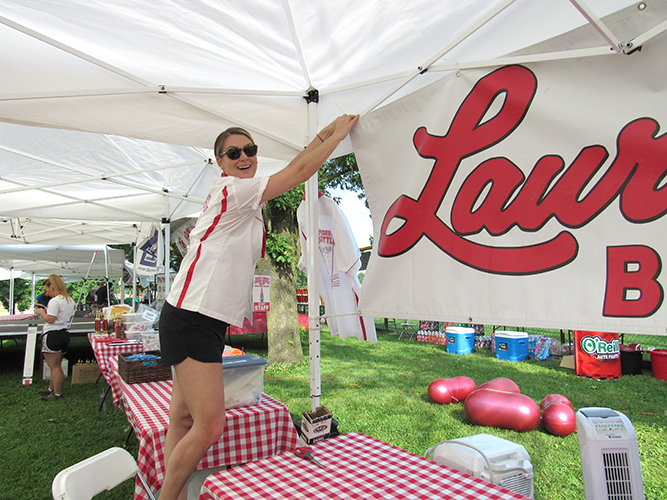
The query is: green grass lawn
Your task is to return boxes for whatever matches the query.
[1,322,666,499]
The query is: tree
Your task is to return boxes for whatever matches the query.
[0,278,33,313]
[262,153,366,366]
[262,186,306,366]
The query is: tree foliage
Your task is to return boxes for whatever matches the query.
[261,153,365,366]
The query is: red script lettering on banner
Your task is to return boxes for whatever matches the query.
[378,65,667,276]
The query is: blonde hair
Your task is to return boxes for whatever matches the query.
[44,274,72,302]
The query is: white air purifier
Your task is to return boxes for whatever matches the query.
[576,407,644,500]
[425,434,534,498]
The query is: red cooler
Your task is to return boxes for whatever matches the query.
[574,330,621,380]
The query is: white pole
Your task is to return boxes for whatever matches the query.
[103,247,110,307]
[132,243,137,312]
[306,95,321,411]
[163,223,171,295]
[9,268,15,314]
[31,273,36,312]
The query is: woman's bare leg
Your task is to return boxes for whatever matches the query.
[43,352,64,394]
[159,358,226,500]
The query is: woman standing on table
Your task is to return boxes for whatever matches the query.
[158,114,359,500]
[36,274,75,401]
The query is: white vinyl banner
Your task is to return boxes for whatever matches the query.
[352,37,667,335]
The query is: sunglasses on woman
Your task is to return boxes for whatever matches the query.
[219,144,258,160]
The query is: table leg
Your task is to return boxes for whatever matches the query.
[99,385,111,412]
[22,324,39,386]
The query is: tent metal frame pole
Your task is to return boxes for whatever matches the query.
[9,268,15,314]
[360,0,516,116]
[163,223,171,295]
[625,18,667,53]
[103,247,110,308]
[569,0,622,52]
[306,97,321,412]
[132,243,137,313]
[429,46,613,72]
[31,272,36,310]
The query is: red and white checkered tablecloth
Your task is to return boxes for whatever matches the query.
[200,432,531,500]
[89,333,144,408]
[0,313,37,322]
[108,356,300,500]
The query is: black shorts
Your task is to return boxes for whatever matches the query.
[158,301,229,365]
[42,329,70,354]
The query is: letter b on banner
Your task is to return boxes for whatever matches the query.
[603,245,663,317]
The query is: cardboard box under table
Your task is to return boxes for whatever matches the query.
[71,362,101,384]
[107,355,299,500]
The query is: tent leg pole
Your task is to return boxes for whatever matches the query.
[132,243,137,312]
[163,223,171,295]
[306,97,321,412]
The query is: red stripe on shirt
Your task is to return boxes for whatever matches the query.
[257,216,266,259]
[354,291,368,341]
[177,186,228,307]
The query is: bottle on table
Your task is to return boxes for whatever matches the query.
[94,310,101,335]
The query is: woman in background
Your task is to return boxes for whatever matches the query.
[36,274,75,401]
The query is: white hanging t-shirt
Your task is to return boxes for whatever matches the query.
[297,193,377,343]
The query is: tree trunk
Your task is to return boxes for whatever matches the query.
[261,204,305,367]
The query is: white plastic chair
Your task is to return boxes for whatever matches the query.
[52,447,157,500]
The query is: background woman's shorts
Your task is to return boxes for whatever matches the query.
[42,329,70,354]
[159,301,229,365]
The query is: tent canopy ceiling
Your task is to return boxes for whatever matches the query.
[0,0,664,162]
[0,244,125,280]
[0,122,287,245]
[0,1,664,247]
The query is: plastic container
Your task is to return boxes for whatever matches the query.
[446,327,475,355]
[620,346,642,375]
[141,330,160,351]
[649,349,667,381]
[122,312,154,337]
[495,331,529,362]
[222,354,267,409]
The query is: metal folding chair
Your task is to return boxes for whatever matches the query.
[398,320,419,340]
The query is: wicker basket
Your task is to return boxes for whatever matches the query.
[118,350,172,384]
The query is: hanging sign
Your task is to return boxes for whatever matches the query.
[253,275,270,312]
[353,40,667,335]
[136,224,162,276]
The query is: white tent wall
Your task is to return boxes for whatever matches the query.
[0,0,666,408]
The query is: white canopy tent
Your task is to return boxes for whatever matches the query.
[0,244,125,314]
[0,0,665,409]
[0,244,125,279]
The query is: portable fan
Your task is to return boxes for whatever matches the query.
[425,434,534,498]
[576,407,644,500]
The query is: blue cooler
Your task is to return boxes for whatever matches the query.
[446,327,475,355]
[495,331,529,362]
